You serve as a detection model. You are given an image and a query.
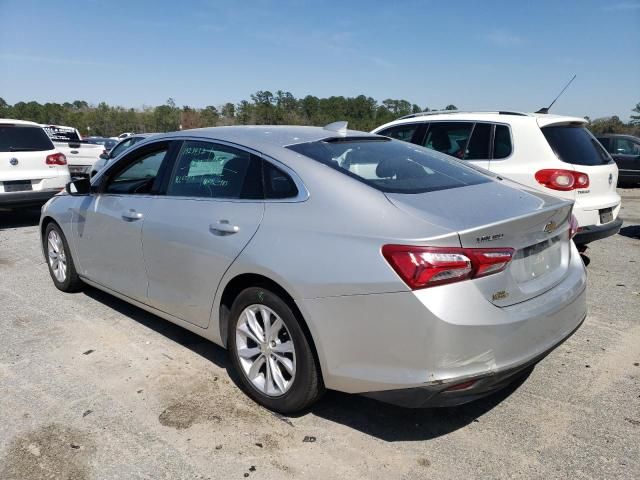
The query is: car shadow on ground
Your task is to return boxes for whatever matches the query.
[83,286,527,441]
[0,208,41,230]
[619,224,640,240]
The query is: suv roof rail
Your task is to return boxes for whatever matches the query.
[397,110,530,120]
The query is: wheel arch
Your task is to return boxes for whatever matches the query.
[218,273,325,382]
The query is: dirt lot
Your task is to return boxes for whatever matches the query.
[1,189,639,480]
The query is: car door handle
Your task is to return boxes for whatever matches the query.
[209,220,239,235]
[122,209,144,221]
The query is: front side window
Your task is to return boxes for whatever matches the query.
[493,124,513,159]
[287,138,490,194]
[614,137,640,155]
[105,146,168,194]
[542,126,611,166]
[378,124,418,143]
[422,122,473,159]
[166,141,262,199]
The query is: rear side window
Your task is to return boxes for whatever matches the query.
[465,123,491,160]
[287,138,491,194]
[0,125,54,152]
[542,126,611,166]
[263,161,298,199]
[493,124,513,159]
[422,122,473,159]
[377,124,418,143]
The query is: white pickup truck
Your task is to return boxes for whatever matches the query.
[41,124,103,177]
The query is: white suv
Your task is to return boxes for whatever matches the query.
[1,119,70,208]
[372,111,621,246]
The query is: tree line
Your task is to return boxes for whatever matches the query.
[0,93,638,137]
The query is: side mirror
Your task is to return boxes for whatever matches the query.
[99,153,109,160]
[65,177,91,195]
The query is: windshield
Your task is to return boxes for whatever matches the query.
[287,137,491,194]
[0,125,54,152]
[542,126,612,166]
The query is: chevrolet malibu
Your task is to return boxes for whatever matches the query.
[40,125,587,413]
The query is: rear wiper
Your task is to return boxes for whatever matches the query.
[9,146,42,151]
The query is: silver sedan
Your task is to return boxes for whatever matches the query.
[40,125,587,413]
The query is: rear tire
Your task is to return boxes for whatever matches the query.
[228,287,324,413]
[44,222,83,292]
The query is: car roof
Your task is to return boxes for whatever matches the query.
[0,118,41,126]
[596,133,639,139]
[155,125,379,152]
[377,111,587,129]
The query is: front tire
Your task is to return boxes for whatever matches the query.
[44,222,83,292]
[228,287,323,413]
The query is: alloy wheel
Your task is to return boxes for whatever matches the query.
[47,229,67,283]
[235,304,296,396]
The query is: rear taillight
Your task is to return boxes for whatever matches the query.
[46,152,67,165]
[535,169,590,191]
[382,245,515,290]
[569,214,579,239]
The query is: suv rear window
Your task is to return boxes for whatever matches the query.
[542,126,611,166]
[0,125,54,152]
[287,138,491,194]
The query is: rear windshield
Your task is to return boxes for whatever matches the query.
[42,125,82,142]
[287,138,491,194]
[542,126,611,166]
[0,125,54,152]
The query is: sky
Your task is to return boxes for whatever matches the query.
[1,0,639,120]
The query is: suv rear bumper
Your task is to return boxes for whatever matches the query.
[573,218,623,245]
[0,189,60,208]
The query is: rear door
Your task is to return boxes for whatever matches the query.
[0,124,60,190]
[142,140,264,328]
[73,141,176,300]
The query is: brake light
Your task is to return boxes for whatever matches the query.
[46,152,67,165]
[382,245,515,290]
[569,214,579,239]
[535,169,590,191]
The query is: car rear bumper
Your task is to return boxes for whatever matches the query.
[0,189,60,207]
[573,217,623,245]
[362,314,584,407]
[299,242,587,398]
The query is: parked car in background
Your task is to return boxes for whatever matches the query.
[1,119,70,208]
[117,132,135,139]
[596,134,640,185]
[41,124,103,178]
[85,136,119,152]
[373,111,622,247]
[90,133,158,177]
[41,125,587,413]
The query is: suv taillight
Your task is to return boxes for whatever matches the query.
[46,152,67,165]
[382,245,514,290]
[535,169,589,191]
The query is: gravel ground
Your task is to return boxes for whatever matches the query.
[0,188,638,480]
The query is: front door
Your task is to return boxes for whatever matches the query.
[142,140,265,328]
[74,141,174,301]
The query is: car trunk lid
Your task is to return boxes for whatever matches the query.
[385,180,574,306]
